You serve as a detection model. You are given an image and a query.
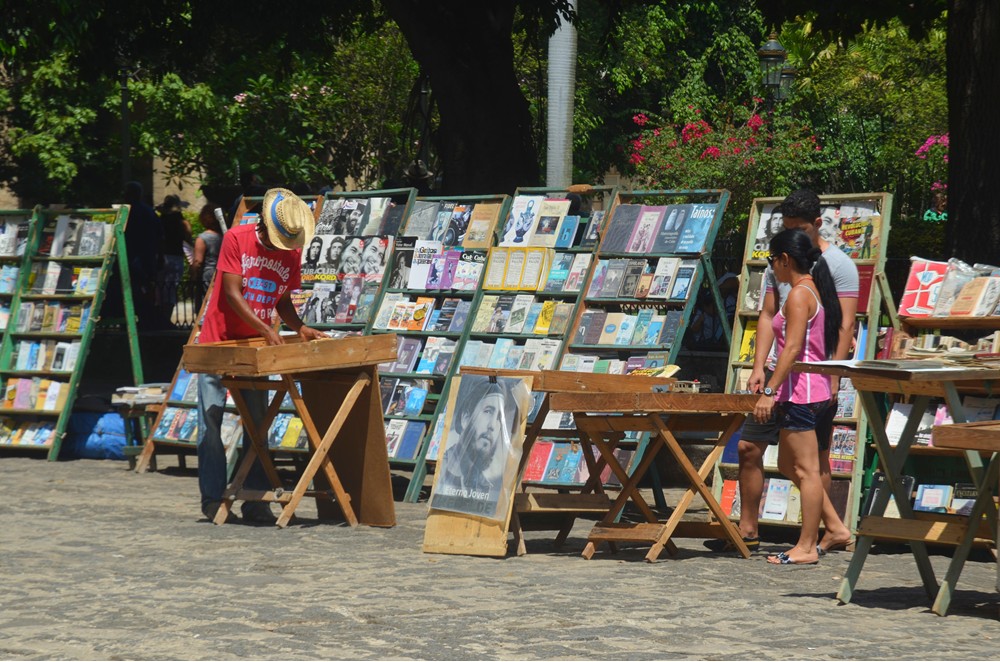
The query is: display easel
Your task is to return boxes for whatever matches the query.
[181,334,397,527]
[548,391,758,561]
[460,367,676,555]
[717,192,895,532]
[0,206,143,460]
[563,188,732,367]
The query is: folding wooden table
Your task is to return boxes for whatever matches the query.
[548,391,758,562]
[460,368,676,556]
[182,334,397,528]
[795,360,1000,615]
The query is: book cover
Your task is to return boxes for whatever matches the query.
[501,346,525,370]
[424,255,448,290]
[393,337,424,374]
[563,253,592,293]
[458,340,482,369]
[77,222,106,256]
[651,204,690,254]
[598,312,625,345]
[408,240,444,290]
[720,479,739,516]
[522,440,554,482]
[433,341,456,375]
[171,370,193,402]
[395,421,426,461]
[415,337,445,374]
[490,294,516,332]
[280,417,306,449]
[487,338,515,369]
[483,247,509,290]
[743,267,765,312]
[617,259,647,298]
[897,258,948,317]
[439,250,462,290]
[738,321,758,363]
[505,294,536,334]
[837,215,881,259]
[554,215,580,249]
[856,264,875,314]
[625,206,666,253]
[762,477,792,521]
[529,198,570,248]
[463,202,502,249]
[519,247,549,290]
[447,299,472,333]
[471,294,499,333]
[579,210,605,248]
[453,251,487,290]
[402,386,429,416]
[402,200,441,240]
[913,484,953,513]
[598,259,628,298]
[429,202,456,244]
[674,203,717,254]
[548,302,575,337]
[582,309,608,345]
[658,311,684,348]
[647,257,680,299]
[378,203,406,236]
[499,195,544,246]
[949,483,978,516]
[532,300,557,335]
[384,419,408,458]
[613,314,638,346]
[600,204,642,253]
[635,272,654,299]
[430,298,461,332]
[502,248,527,290]
[668,260,698,300]
[542,252,575,292]
[586,259,608,298]
[379,378,398,413]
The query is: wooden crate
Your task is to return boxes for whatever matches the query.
[182,334,398,377]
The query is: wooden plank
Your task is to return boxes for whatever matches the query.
[422,509,510,557]
[932,422,1000,452]
[460,367,676,393]
[515,492,613,514]
[858,517,972,545]
[793,361,1000,385]
[671,521,730,539]
[588,522,666,543]
[550,391,758,414]
[182,334,397,377]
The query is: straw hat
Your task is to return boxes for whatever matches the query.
[262,188,315,250]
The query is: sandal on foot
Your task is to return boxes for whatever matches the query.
[704,536,760,553]
[768,551,818,566]
[818,538,853,556]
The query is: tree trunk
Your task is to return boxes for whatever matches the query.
[384,0,540,195]
[946,0,1000,263]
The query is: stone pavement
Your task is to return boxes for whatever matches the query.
[1,457,997,660]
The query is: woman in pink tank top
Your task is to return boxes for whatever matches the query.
[753,229,844,565]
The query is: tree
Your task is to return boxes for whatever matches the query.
[382,1,572,194]
[759,0,1000,265]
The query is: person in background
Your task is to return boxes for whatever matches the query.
[190,204,222,313]
[753,228,846,565]
[196,188,325,524]
[122,181,164,328]
[156,194,193,322]
[707,189,856,556]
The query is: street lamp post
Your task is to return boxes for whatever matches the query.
[757,33,788,107]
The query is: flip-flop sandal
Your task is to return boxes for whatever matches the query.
[817,539,854,556]
[769,551,819,566]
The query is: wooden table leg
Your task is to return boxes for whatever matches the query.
[645,414,749,561]
[931,454,1000,616]
[213,386,285,525]
[279,372,370,528]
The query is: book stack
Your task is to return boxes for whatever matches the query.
[0,419,57,447]
[521,441,636,488]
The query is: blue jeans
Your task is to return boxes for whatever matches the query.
[196,373,269,507]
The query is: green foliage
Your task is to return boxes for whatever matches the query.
[628,102,833,233]
[569,1,766,183]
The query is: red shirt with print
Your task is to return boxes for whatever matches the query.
[200,223,302,343]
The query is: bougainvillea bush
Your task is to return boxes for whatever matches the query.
[626,103,834,233]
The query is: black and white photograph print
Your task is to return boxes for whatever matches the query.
[301,234,348,283]
[337,236,366,277]
[429,374,532,521]
[359,236,392,280]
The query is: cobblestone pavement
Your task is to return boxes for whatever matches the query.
[1,457,998,660]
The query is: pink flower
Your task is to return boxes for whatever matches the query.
[629,152,646,165]
[233,93,247,104]
[747,114,764,133]
[653,128,661,137]
[701,146,722,160]
[633,113,649,126]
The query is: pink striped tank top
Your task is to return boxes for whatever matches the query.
[771,286,831,404]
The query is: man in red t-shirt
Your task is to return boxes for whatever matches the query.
[197,188,325,524]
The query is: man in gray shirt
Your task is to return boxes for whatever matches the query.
[707,189,857,554]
